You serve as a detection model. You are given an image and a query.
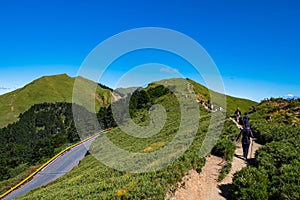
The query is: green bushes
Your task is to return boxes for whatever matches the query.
[230,167,269,200]
[230,139,300,200]
[254,140,300,199]
[211,119,239,181]
[271,160,300,199]
[230,98,300,199]
[251,120,299,144]
[256,140,299,169]
[212,120,238,161]
[218,162,231,182]
[212,139,235,161]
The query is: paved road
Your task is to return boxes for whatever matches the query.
[4,135,99,200]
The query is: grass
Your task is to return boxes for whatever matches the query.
[0,164,40,195]
[0,74,111,128]
[17,89,210,199]
[0,139,82,194]
[218,162,232,182]
[187,78,257,115]
[17,79,256,199]
[0,77,256,199]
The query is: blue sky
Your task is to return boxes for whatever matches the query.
[0,0,299,101]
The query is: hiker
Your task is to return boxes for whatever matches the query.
[234,108,241,123]
[207,100,211,110]
[251,106,257,113]
[236,126,254,160]
[243,112,250,128]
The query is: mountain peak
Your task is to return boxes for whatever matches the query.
[0,74,112,128]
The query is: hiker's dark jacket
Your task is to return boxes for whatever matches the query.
[235,109,241,116]
[236,128,254,144]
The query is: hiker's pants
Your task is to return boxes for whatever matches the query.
[242,143,250,159]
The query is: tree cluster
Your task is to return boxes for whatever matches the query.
[0,102,89,180]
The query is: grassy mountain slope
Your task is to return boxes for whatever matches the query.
[18,82,207,199]
[18,79,257,199]
[0,74,111,128]
[187,79,257,114]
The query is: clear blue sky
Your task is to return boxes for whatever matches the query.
[0,0,299,102]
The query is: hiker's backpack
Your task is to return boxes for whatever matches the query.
[242,129,251,144]
[243,115,250,128]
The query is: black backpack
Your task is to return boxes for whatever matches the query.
[242,129,251,144]
[243,115,250,128]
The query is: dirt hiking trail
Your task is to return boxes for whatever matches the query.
[166,118,262,200]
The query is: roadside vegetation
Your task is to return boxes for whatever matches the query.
[17,80,256,199]
[0,77,258,199]
[17,83,209,199]
[0,103,85,194]
[0,102,114,194]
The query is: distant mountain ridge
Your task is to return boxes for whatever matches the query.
[283,94,299,100]
[0,74,112,128]
[0,74,257,128]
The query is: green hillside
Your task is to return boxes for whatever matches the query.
[17,78,257,199]
[0,74,112,128]
[187,78,257,115]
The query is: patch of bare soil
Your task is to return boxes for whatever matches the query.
[166,155,225,200]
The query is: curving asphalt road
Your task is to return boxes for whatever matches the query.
[4,135,99,200]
